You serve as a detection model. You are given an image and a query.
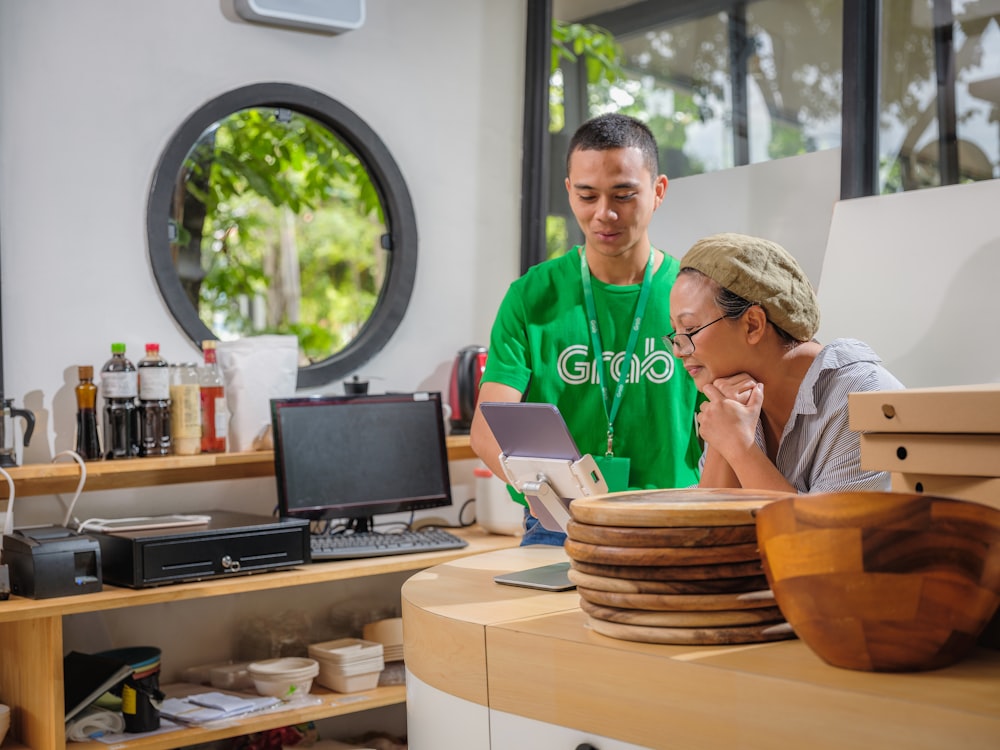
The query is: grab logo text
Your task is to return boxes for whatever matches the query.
[557,338,676,385]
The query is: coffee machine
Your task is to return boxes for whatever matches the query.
[0,398,35,467]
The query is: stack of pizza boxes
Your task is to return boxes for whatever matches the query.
[848,382,1000,648]
[848,383,1000,509]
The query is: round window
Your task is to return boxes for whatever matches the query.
[147,83,417,388]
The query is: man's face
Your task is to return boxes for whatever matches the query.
[565,146,666,260]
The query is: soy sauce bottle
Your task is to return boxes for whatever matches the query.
[138,343,172,456]
[74,365,102,460]
[101,343,139,459]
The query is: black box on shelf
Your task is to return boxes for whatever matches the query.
[87,510,310,588]
[1,526,103,598]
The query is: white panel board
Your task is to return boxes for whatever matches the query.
[816,179,1000,388]
[653,148,842,286]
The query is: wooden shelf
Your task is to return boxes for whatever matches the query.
[0,526,516,623]
[70,685,407,750]
[0,435,477,499]
[0,526,518,750]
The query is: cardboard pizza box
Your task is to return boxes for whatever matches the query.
[849,383,1000,434]
[860,432,1000,478]
[891,473,1000,510]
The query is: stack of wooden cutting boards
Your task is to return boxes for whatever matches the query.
[565,488,795,645]
[848,383,1000,511]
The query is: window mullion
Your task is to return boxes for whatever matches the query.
[728,2,751,166]
[933,0,959,186]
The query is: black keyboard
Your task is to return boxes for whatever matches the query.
[309,528,469,561]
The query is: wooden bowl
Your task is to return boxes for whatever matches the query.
[755,491,1000,672]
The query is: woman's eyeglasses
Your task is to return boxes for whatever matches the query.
[662,315,727,356]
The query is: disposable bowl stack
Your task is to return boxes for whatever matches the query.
[566,488,795,646]
[247,657,319,700]
[363,617,404,663]
[308,638,385,693]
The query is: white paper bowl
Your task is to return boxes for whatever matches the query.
[247,657,319,700]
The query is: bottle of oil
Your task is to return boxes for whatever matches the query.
[170,363,202,456]
[199,340,228,453]
[74,365,102,460]
[138,343,172,456]
[100,343,139,459]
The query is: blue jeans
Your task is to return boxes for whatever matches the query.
[519,506,567,547]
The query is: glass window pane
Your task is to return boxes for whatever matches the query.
[879,0,1000,193]
[566,0,843,178]
[613,12,734,176]
[745,0,844,163]
[174,107,389,365]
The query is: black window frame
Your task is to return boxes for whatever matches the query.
[146,82,419,389]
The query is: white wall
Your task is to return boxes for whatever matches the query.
[0,0,525,524]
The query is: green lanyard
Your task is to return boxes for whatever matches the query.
[579,246,655,457]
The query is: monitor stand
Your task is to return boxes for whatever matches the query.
[346,517,375,534]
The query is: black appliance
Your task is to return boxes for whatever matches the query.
[2,526,102,598]
[88,511,310,588]
[448,345,487,434]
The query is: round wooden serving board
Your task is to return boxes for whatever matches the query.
[576,585,776,612]
[566,568,769,595]
[586,616,797,645]
[565,539,761,567]
[578,598,786,627]
[570,558,765,582]
[570,488,790,528]
[565,519,758,547]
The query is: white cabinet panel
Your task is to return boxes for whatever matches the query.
[407,669,491,750]
[490,708,650,750]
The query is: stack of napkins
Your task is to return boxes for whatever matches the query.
[160,692,280,724]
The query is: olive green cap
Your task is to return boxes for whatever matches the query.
[679,232,820,342]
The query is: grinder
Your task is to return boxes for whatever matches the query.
[447,345,487,434]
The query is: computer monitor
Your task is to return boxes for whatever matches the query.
[270,392,453,532]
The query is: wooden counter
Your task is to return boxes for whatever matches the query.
[401,547,1000,750]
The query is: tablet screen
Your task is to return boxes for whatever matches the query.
[478,402,581,461]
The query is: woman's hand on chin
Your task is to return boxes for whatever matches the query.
[711,373,758,404]
[697,381,764,460]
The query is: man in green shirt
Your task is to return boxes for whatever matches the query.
[470,113,702,545]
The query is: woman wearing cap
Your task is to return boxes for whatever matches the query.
[667,232,903,493]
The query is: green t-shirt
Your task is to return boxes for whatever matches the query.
[483,248,702,503]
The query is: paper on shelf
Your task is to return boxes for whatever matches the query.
[160,694,280,724]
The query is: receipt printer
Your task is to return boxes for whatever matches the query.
[1,526,103,598]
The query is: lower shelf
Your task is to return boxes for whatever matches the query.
[70,683,407,750]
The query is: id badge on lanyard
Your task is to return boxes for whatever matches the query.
[580,246,654,492]
[593,454,631,492]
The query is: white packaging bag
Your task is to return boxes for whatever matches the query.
[216,335,299,452]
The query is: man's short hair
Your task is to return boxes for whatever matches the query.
[566,113,659,179]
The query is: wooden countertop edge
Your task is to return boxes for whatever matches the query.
[403,549,1000,749]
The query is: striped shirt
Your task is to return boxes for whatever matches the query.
[763,338,904,493]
